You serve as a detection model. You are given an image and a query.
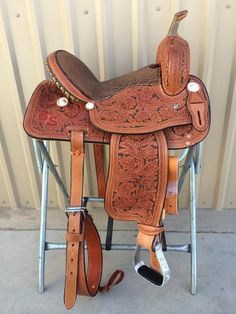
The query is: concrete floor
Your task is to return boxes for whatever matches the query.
[0,208,235,314]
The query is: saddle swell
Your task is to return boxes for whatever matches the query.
[23,10,211,310]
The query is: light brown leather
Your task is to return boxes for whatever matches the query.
[150,250,161,272]
[64,130,124,309]
[157,10,190,96]
[137,225,164,251]
[187,85,209,131]
[164,156,178,215]
[64,130,84,309]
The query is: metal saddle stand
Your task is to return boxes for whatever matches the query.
[33,138,202,296]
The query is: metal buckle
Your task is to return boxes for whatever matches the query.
[133,243,170,287]
[65,206,86,214]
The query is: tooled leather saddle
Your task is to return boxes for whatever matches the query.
[23,11,210,309]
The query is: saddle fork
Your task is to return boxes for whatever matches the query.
[134,242,170,287]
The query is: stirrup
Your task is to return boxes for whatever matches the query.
[133,243,170,287]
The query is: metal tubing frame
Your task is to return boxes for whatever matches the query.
[45,242,190,252]
[38,156,49,293]
[195,142,203,174]
[178,146,196,193]
[36,140,199,295]
[33,139,43,175]
[190,158,197,294]
[36,140,70,204]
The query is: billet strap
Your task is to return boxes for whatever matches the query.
[164,156,178,215]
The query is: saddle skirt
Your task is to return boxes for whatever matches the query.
[23,10,210,309]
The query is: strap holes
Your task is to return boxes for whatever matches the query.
[197,110,202,126]
[73,229,75,232]
[72,244,74,247]
[70,272,73,275]
[71,259,74,262]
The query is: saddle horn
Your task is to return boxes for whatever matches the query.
[157,10,190,96]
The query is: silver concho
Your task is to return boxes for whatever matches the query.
[57,97,69,107]
[85,102,95,110]
[187,81,200,93]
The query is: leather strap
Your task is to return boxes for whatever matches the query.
[77,214,102,296]
[93,143,106,197]
[137,224,164,251]
[64,130,123,309]
[99,270,124,293]
[164,156,178,215]
[187,88,208,132]
[64,130,84,309]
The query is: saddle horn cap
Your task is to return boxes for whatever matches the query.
[168,10,188,35]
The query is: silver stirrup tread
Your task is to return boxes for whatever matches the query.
[134,243,170,287]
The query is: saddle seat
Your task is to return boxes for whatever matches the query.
[47,50,161,102]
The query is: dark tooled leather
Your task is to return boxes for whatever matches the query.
[47,50,161,101]
[23,81,107,142]
[105,132,168,225]
[23,79,210,148]
[89,76,210,142]
[90,84,189,134]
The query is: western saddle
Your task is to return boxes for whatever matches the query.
[23,10,210,309]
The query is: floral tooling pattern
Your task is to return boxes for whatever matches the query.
[105,132,167,225]
[24,81,106,142]
[90,84,192,134]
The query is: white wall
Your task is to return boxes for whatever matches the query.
[0,0,236,210]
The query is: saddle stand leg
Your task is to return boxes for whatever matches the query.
[38,145,49,294]
[190,157,197,295]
